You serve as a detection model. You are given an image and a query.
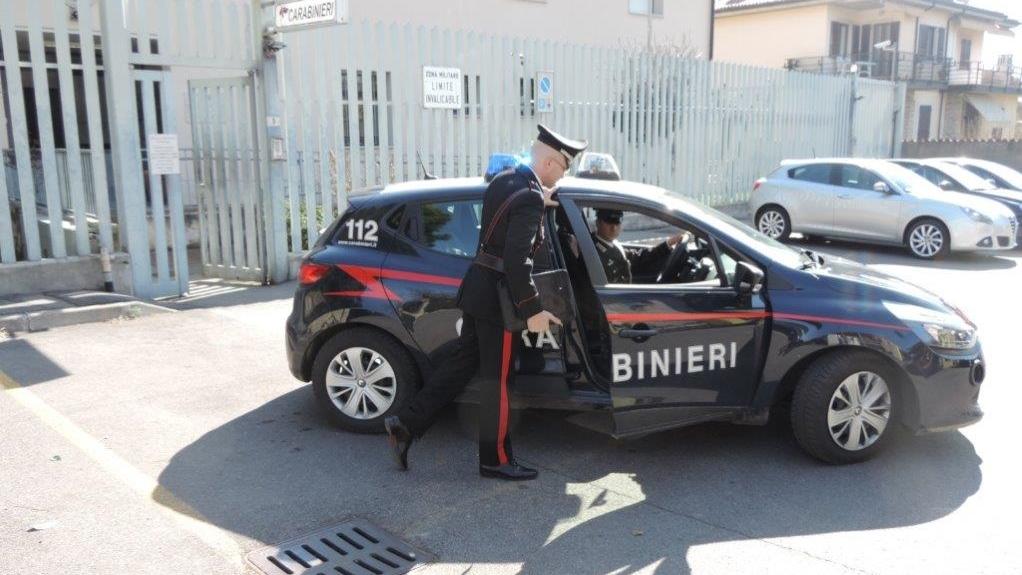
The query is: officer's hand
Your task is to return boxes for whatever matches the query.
[668,231,693,247]
[527,310,562,333]
[542,186,560,207]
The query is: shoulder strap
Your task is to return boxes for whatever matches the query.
[480,188,535,248]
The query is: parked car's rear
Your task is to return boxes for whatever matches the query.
[750,158,1017,258]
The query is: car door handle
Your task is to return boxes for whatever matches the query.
[620,328,659,340]
[837,194,851,199]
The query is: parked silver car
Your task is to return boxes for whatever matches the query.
[751,158,1017,259]
[935,157,1022,192]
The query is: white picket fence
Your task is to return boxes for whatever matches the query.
[274,21,904,254]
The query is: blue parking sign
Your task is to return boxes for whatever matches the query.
[536,71,553,114]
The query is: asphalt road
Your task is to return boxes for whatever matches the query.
[1,241,1020,575]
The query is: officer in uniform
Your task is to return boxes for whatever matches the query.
[591,209,690,284]
[384,125,587,481]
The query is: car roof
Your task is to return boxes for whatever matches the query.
[355,175,671,206]
[777,157,898,171]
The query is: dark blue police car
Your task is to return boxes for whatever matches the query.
[286,172,984,464]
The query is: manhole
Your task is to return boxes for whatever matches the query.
[246,518,434,575]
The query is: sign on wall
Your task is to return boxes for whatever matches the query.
[423,66,463,110]
[536,71,553,114]
[274,0,348,31]
[147,134,180,175]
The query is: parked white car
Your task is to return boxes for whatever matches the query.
[935,157,1022,192]
[751,158,1018,259]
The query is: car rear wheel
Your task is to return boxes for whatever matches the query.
[905,218,950,259]
[791,350,897,464]
[312,328,419,434]
[756,206,791,241]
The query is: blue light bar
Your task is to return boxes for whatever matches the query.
[484,153,518,182]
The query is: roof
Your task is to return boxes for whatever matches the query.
[360,176,670,206]
[715,0,1017,26]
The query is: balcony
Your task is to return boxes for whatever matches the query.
[785,52,1022,94]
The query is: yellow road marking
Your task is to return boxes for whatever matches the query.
[0,369,244,570]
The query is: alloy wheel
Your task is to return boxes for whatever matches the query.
[325,347,397,419]
[758,210,786,239]
[909,224,944,258]
[827,371,891,451]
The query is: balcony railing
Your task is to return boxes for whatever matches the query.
[785,51,950,84]
[785,52,1022,93]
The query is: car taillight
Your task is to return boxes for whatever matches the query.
[753,179,763,192]
[298,262,331,285]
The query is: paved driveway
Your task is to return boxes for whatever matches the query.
[1,243,1019,574]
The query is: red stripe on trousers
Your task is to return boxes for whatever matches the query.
[497,330,512,466]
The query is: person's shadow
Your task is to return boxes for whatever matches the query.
[156,388,981,574]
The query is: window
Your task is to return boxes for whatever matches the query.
[917,105,932,141]
[830,22,850,57]
[788,164,835,185]
[628,0,663,17]
[417,200,482,257]
[960,39,972,69]
[917,25,946,60]
[838,165,880,191]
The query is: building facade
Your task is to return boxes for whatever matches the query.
[714,0,1020,141]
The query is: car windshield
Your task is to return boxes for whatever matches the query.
[659,190,805,268]
[968,160,1022,189]
[933,161,996,191]
[873,162,937,194]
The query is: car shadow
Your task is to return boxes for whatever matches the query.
[156,389,982,573]
[792,236,1018,271]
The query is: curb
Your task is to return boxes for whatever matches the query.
[0,301,175,334]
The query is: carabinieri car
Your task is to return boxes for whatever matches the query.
[286,174,985,464]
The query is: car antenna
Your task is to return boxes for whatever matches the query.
[417,150,437,180]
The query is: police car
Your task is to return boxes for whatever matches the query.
[286,161,985,465]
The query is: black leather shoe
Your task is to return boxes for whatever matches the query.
[384,416,412,471]
[479,461,538,481]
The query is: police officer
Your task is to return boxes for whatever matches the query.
[384,125,587,481]
[591,209,690,284]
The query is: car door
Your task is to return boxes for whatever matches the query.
[830,164,903,241]
[559,197,768,437]
[783,163,839,233]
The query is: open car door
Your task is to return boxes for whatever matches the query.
[558,196,769,437]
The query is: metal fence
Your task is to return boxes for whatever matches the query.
[274,21,904,256]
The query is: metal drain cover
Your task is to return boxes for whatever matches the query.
[246,518,434,575]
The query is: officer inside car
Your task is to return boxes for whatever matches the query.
[591,208,691,284]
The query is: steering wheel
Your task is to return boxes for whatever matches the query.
[656,240,689,283]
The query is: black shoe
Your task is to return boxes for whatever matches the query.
[479,461,538,481]
[384,416,412,471]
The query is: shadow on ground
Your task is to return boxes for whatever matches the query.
[156,388,982,573]
[793,236,1019,271]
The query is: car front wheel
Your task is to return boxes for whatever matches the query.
[906,218,950,259]
[312,328,419,434]
[756,206,791,241]
[791,350,898,464]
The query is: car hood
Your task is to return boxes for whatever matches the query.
[973,188,1022,205]
[806,256,945,308]
[911,188,1015,217]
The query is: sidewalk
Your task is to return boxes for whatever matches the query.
[0,291,173,335]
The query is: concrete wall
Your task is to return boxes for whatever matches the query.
[904,89,942,140]
[902,139,1022,173]
[713,4,830,67]
[0,253,134,298]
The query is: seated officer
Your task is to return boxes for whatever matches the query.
[591,209,690,284]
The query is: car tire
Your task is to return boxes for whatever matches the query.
[791,350,898,464]
[756,205,791,241]
[312,328,420,434]
[905,218,950,259]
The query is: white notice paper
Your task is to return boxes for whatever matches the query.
[423,66,463,110]
[148,134,180,175]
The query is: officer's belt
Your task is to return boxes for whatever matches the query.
[473,250,505,273]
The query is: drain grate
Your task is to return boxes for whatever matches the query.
[246,518,434,575]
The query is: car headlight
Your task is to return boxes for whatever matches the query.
[883,301,977,351]
[961,206,993,224]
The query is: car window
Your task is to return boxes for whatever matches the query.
[964,165,1001,187]
[838,165,880,190]
[788,164,834,185]
[418,199,483,257]
[916,166,945,187]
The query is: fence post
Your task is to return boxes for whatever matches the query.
[253,1,289,284]
[891,82,908,157]
[848,72,859,156]
[99,0,153,297]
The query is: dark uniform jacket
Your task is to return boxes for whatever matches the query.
[457,164,546,324]
[592,234,670,284]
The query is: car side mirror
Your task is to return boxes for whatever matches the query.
[733,262,764,296]
[873,181,892,194]
[939,180,955,191]
[985,178,997,187]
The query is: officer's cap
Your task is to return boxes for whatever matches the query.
[537,124,588,162]
[596,209,623,224]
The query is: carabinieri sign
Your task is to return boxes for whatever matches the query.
[275,0,348,31]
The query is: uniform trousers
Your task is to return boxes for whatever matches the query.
[397,313,518,467]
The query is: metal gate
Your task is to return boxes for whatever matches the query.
[133,70,191,298]
[188,77,266,282]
